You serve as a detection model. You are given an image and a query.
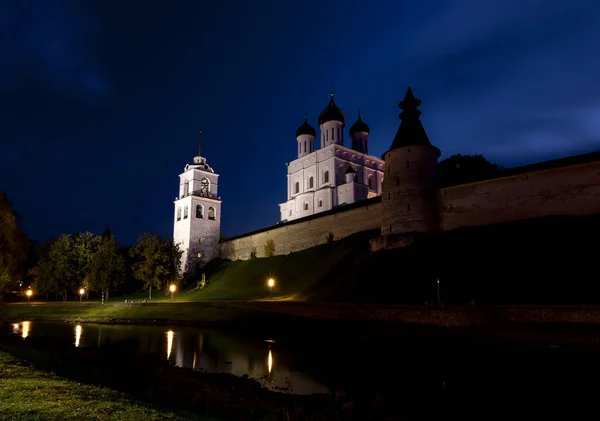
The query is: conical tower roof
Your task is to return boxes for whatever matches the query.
[387,87,439,156]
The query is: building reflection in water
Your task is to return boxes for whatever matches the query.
[75,325,82,347]
[166,330,174,359]
[6,322,328,395]
[21,321,30,339]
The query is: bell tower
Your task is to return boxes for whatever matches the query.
[173,131,222,276]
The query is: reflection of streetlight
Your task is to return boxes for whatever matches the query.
[166,330,174,359]
[79,288,85,303]
[75,325,82,347]
[25,289,32,303]
[267,278,275,300]
[267,347,273,374]
[169,284,176,300]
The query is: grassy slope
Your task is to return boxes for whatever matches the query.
[0,351,192,421]
[183,229,380,302]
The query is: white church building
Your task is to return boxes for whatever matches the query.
[279,93,385,222]
[173,94,386,275]
[173,136,222,275]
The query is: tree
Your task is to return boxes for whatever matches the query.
[29,239,57,300]
[71,232,100,295]
[438,154,503,187]
[264,239,275,257]
[130,233,181,300]
[88,234,125,301]
[0,190,29,291]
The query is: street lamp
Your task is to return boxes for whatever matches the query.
[25,289,32,303]
[79,288,85,303]
[169,284,176,300]
[267,278,275,300]
[436,279,441,306]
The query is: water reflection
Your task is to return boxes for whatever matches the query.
[75,325,82,347]
[21,321,30,339]
[268,348,273,374]
[4,321,329,395]
[166,330,174,359]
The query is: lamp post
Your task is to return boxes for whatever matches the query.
[79,288,85,303]
[436,279,441,306]
[169,284,176,301]
[267,278,275,300]
[26,289,32,304]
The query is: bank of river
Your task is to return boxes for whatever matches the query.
[5,302,600,348]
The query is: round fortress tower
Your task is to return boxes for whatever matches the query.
[381,87,441,236]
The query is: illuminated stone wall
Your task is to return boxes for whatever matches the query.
[220,156,600,262]
[439,160,600,231]
[219,199,382,260]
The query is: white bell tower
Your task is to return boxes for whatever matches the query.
[173,131,222,276]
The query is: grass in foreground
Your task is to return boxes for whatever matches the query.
[0,351,190,421]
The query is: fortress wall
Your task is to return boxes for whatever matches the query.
[219,201,382,260]
[439,160,600,231]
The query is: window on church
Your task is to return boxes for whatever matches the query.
[183,206,189,219]
[289,210,292,216]
[323,171,329,183]
[303,202,308,210]
[196,204,204,219]
[208,207,216,220]
[318,199,323,207]
[183,181,189,196]
[368,176,373,190]
[177,207,182,221]
[309,177,314,189]
[331,127,334,140]
[304,141,306,153]
[294,182,299,194]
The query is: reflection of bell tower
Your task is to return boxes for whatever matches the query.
[173,131,222,276]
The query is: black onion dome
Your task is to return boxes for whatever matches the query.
[345,165,356,174]
[350,112,370,134]
[296,116,316,137]
[318,93,346,126]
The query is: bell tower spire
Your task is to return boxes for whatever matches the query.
[198,130,203,158]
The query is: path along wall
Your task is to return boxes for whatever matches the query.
[219,199,382,260]
[439,159,600,231]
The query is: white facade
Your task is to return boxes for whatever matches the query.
[173,154,222,275]
[279,143,384,222]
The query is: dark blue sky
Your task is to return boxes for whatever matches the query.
[2,0,600,245]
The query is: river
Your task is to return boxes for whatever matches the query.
[4,320,600,400]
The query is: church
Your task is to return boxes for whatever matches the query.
[279,93,385,222]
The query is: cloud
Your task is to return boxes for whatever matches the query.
[0,0,108,97]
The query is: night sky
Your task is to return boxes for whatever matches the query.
[2,0,600,246]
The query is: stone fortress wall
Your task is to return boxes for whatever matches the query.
[218,154,600,261]
[219,198,382,260]
[438,157,600,231]
[217,86,600,262]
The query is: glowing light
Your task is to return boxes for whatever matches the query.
[169,284,176,293]
[268,348,273,374]
[21,321,30,339]
[25,290,32,297]
[166,330,174,359]
[79,288,85,295]
[75,325,82,347]
[267,278,275,288]
[12,323,19,333]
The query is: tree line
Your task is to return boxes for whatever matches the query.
[1,190,183,301]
